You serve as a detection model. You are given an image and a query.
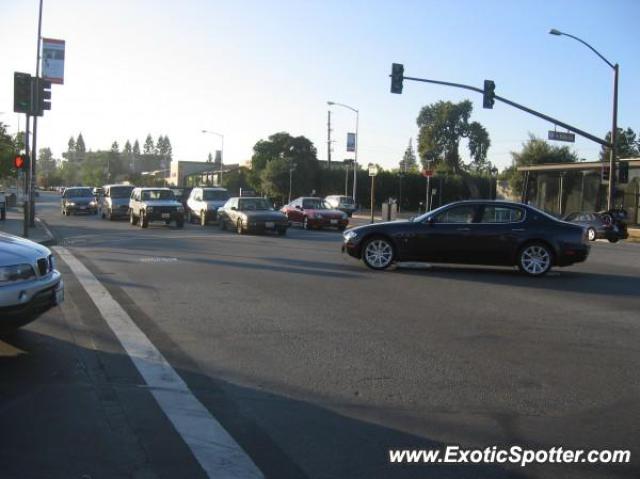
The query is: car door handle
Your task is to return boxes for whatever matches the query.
[456,227,471,232]
[511,228,525,232]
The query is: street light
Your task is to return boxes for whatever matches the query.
[327,101,359,203]
[201,129,224,185]
[549,28,618,210]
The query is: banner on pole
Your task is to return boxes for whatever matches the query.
[346,132,356,152]
[42,38,65,84]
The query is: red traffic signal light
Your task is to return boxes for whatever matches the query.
[14,154,28,169]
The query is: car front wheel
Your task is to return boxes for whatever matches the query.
[587,227,596,241]
[518,243,552,277]
[362,236,395,270]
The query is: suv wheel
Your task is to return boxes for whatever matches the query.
[130,210,138,225]
[140,211,149,228]
[200,211,207,226]
[236,219,244,235]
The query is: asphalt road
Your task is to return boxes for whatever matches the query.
[1,192,639,479]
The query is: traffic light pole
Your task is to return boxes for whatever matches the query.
[23,114,31,238]
[31,0,44,226]
[402,75,612,149]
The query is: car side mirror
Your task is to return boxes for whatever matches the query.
[426,217,436,225]
[296,205,302,210]
[231,206,237,211]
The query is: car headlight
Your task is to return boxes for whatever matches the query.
[67,201,76,206]
[89,201,97,206]
[0,264,36,284]
[343,230,358,241]
[177,206,185,213]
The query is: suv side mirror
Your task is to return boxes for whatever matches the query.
[295,205,302,210]
[231,206,237,211]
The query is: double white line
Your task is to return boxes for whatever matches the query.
[54,246,263,479]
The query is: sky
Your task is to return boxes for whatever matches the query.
[1,0,639,172]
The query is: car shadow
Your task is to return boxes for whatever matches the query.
[393,264,640,297]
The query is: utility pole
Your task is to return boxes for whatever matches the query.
[327,110,332,165]
[24,114,31,238]
[30,0,44,226]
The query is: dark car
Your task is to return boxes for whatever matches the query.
[281,197,349,230]
[61,187,98,215]
[218,197,289,235]
[342,200,589,276]
[563,211,628,242]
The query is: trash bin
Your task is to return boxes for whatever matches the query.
[381,200,398,222]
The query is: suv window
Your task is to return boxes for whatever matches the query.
[480,206,524,223]
[203,190,229,201]
[435,205,476,224]
[142,190,175,201]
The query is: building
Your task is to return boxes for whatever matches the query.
[517,158,640,224]
[167,160,240,186]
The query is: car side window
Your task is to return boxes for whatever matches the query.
[435,205,476,224]
[480,206,524,223]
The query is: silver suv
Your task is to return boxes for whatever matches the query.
[129,187,185,228]
[100,184,135,220]
[186,187,229,225]
[0,232,64,331]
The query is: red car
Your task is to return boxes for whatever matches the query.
[281,197,349,230]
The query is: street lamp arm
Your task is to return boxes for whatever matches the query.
[327,101,358,114]
[551,30,615,70]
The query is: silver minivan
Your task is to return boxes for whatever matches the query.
[0,233,64,331]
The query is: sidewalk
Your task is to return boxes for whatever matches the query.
[0,207,55,245]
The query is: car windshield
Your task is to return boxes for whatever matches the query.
[141,190,175,201]
[110,186,134,198]
[203,190,229,201]
[238,198,272,211]
[170,189,185,198]
[302,199,329,209]
[66,188,93,198]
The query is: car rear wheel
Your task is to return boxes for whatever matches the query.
[362,236,395,270]
[303,217,311,230]
[236,219,244,235]
[140,211,148,228]
[200,211,207,226]
[130,210,138,225]
[587,227,596,241]
[518,243,552,277]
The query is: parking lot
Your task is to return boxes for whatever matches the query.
[2,192,640,479]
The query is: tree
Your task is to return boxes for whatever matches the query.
[76,133,86,153]
[143,134,155,155]
[110,141,119,153]
[504,134,579,194]
[207,152,213,162]
[0,122,19,178]
[133,139,141,157]
[251,132,320,198]
[260,157,291,202]
[416,100,490,172]
[67,136,76,153]
[600,127,639,161]
[37,148,59,187]
[124,140,132,155]
[399,138,418,172]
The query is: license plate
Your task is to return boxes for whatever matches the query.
[330,219,338,224]
[161,213,171,219]
[265,222,275,229]
[79,206,87,210]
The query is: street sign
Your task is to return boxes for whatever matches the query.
[422,169,433,177]
[548,130,575,143]
[42,38,65,84]
[368,165,378,176]
[347,133,356,152]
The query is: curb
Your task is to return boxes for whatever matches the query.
[35,217,57,246]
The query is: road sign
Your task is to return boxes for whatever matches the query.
[42,38,65,84]
[548,130,575,143]
[422,169,433,177]
[368,165,378,176]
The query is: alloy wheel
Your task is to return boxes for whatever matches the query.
[363,238,394,270]
[519,244,551,276]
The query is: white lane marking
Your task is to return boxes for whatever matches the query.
[54,246,263,479]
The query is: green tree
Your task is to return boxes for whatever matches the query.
[37,147,58,187]
[143,134,155,155]
[260,157,291,202]
[124,140,132,155]
[133,139,141,157]
[76,133,86,155]
[399,138,418,172]
[207,152,213,162]
[251,132,320,198]
[600,127,639,161]
[110,141,119,153]
[504,135,579,194]
[416,100,490,172]
[0,122,20,178]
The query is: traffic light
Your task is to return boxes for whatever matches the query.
[618,161,629,184]
[390,63,404,94]
[14,154,29,170]
[35,77,52,116]
[14,72,32,114]
[483,80,495,109]
[601,165,610,182]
